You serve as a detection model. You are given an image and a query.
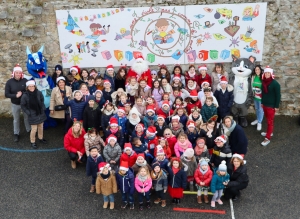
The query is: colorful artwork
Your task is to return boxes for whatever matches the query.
[55,3,267,67]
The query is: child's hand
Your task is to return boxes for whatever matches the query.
[164,189,167,193]
[223,182,228,186]
[145,150,148,153]
[110,160,115,164]
[141,189,144,193]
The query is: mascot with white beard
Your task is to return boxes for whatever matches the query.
[126,55,152,88]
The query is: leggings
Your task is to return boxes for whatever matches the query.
[211,189,223,201]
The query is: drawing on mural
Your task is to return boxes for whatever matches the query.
[55,3,267,67]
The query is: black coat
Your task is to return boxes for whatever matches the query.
[199,129,219,150]
[104,129,124,149]
[114,78,126,91]
[214,84,234,119]
[101,113,114,131]
[5,78,27,105]
[86,155,104,178]
[166,166,187,189]
[83,105,101,132]
[227,163,249,188]
[20,90,47,125]
[154,122,168,137]
[228,124,248,155]
[126,120,136,137]
[210,143,232,168]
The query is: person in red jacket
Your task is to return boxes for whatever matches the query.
[163,128,177,156]
[120,143,138,167]
[156,101,174,124]
[154,137,172,159]
[184,64,198,86]
[126,55,152,88]
[194,158,213,204]
[197,65,212,87]
[64,121,86,169]
[186,90,202,114]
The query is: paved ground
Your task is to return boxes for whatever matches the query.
[0,115,299,219]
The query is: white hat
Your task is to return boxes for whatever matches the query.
[107,134,117,143]
[72,90,82,97]
[198,65,207,71]
[218,160,227,172]
[26,80,35,87]
[56,76,65,83]
[215,135,227,143]
[232,154,244,160]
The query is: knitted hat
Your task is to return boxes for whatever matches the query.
[146,105,156,114]
[198,65,207,71]
[172,115,180,123]
[55,64,63,71]
[215,135,227,143]
[162,101,170,108]
[136,54,144,62]
[117,106,126,114]
[106,64,114,71]
[152,162,160,170]
[151,70,157,75]
[56,76,65,83]
[109,117,118,127]
[187,120,196,128]
[70,65,80,74]
[190,90,198,98]
[183,148,194,158]
[157,114,166,121]
[124,143,133,152]
[200,159,208,166]
[129,107,141,117]
[72,90,82,98]
[26,80,35,87]
[156,145,165,156]
[263,66,274,79]
[173,73,181,81]
[135,123,144,130]
[103,79,111,85]
[88,95,95,102]
[12,64,24,79]
[137,153,145,159]
[218,160,227,172]
[146,126,157,135]
[107,134,117,143]
[232,153,244,160]
[98,162,111,173]
[201,80,210,88]
[220,76,228,84]
[119,161,129,172]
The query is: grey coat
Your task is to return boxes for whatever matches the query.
[152,170,168,191]
[21,90,47,125]
[103,143,122,170]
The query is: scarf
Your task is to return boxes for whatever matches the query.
[162,107,170,115]
[110,128,118,134]
[146,114,155,120]
[129,115,141,126]
[262,77,273,93]
[28,89,43,115]
[177,140,189,150]
[199,167,208,175]
[103,109,114,115]
[100,171,111,180]
[225,120,236,137]
[135,131,143,137]
[188,71,195,77]
[137,174,148,182]
[172,123,181,131]
[136,160,147,167]
[151,170,162,180]
[192,115,200,122]
[74,74,81,81]
[172,166,180,174]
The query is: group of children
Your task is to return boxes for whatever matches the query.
[56,62,244,210]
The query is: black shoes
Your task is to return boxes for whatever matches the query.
[14,134,19,142]
[146,201,151,209]
[139,203,143,211]
[121,202,128,209]
[31,142,38,149]
[39,139,47,144]
[129,203,134,210]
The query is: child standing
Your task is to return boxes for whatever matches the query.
[132,153,152,176]
[210,161,230,208]
[84,127,105,156]
[135,166,152,210]
[174,133,192,157]
[151,70,158,82]
[197,65,212,87]
[185,120,200,148]
[201,97,218,123]
[96,162,118,209]
[102,80,113,102]
[83,96,101,132]
[143,105,157,129]
[186,90,202,114]
[86,146,104,193]
[211,63,229,93]
[157,65,171,82]
[156,101,174,124]
[185,78,200,93]
[87,76,96,95]
[194,138,210,163]
[95,76,104,91]
[154,114,168,137]
[154,138,171,159]
[64,90,87,122]
[81,69,89,84]
[200,87,219,107]
[151,162,168,207]
[135,78,151,101]
[116,161,135,210]
[131,123,146,144]
[167,157,187,204]
[184,65,198,85]
[144,126,158,159]
[194,158,213,204]
[103,134,122,172]
[104,117,124,149]
[180,148,197,191]
[101,101,117,132]
[173,106,188,130]
[115,65,127,90]
[120,143,137,167]
[197,80,211,101]
[161,78,173,94]
[94,90,105,110]
[133,97,146,116]
[113,106,128,136]
[152,145,169,170]
[151,80,164,104]
[189,107,203,130]
[103,64,116,91]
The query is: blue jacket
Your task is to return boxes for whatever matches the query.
[132,144,147,154]
[88,85,97,95]
[113,114,127,134]
[179,114,188,131]
[210,172,230,193]
[64,97,87,121]
[86,155,104,178]
[152,158,169,171]
[166,166,187,189]
[103,72,116,91]
[116,167,135,195]
[228,124,248,155]
[143,115,158,129]
[214,85,234,118]
[185,130,200,148]
[95,97,106,110]
[131,131,146,144]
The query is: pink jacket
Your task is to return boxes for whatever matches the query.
[174,140,192,157]
[134,176,152,193]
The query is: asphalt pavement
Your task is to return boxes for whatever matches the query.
[0,115,299,219]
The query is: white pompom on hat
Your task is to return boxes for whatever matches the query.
[218,160,227,172]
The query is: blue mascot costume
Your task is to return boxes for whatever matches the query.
[26,45,57,129]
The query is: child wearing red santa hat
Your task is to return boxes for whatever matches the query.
[104,117,124,148]
[120,143,138,167]
[154,114,168,137]
[143,105,158,129]
[186,90,202,114]
[184,64,199,86]
[103,64,116,90]
[69,65,81,81]
[156,101,174,124]
[103,134,122,172]
[197,65,212,88]
[132,153,153,176]
[144,126,158,160]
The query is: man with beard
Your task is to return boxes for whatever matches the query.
[126,55,152,88]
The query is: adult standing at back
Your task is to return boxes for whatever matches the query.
[260,66,281,146]
[5,64,31,142]
[211,63,229,93]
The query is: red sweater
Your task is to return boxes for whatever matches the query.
[166,135,177,156]
[64,128,86,154]
[198,73,212,87]
[120,152,138,167]
[186,100,202,114]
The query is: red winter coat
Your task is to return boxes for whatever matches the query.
[166,135,177,156]
[127,68,152,88]
[120,152,138,167]
[156,108,174,119]
[146,137,159,152]
[194,167,213,187]
[154,145,172,159]
[64,128,86,154]
[198,73,212,87]
[186,100,202,114]
[184,71,199,86]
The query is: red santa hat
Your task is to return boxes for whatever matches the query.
[103,80,111,85]
[187,120,196,128]
[172,115,180,123]
[161,101,170,108]
[263,66,274,79]
[201,80,210,88]
[146,105,156,114]
[124,143,133,152]
[70,65,80,74]
[157,114,166,121]
[172,73,181,81]
[109,117,118,127]
[117,106,125,114]
[146,126,157,135]
[26,80,35,87]
[232,153,244,160]
[198,65,207,71]
[135,123,145,130]
[106,64,114,71]
[136,54,144,62]
[98,162,111,173]
[119,161,129,172]
[220,76,228,84]
[215,135,227,143]
[107,134,117,144]
[156,145,165,156]
[190,90,198,98]
[12,64,24,78]
[137,153,145,159]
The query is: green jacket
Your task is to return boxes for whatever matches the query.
[261,80,281,108]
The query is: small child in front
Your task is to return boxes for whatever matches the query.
[151,162,168,207]
[135,166,152,210]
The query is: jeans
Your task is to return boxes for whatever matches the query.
[30,123,43,143]
[156,190,166,200]
[211,189,223,201]
[254,99,264,123]
[68,152,87,162]
[103,194,114,202]
[138,191,150,203]
[11,103,31,134]
[121,192,134,204]
[262,105,275,140]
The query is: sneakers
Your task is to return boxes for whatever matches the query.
[216,199,223,205]
[139,203,143,211]
[39,138,47,144]
[146,201,151,209]
[129,203,134,210]
[261,138,270,146]
[161,200,166,207]
[257,123,262,131]
[261,132,273,137]
[251,120,258,125]
[154,198,161,204]
[211,201,215,208]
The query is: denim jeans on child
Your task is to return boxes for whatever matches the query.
[211,189,223,201]
[103,194,114,202]
[138,191,150,203]
[254,99,264,123]
[122,192,134,203]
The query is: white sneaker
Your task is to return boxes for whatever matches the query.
[251,120,258,125]
[261,132,273,137]
[261,138,270,146]
[257,123,262,131]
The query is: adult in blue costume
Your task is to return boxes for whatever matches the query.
[26,45,56,129]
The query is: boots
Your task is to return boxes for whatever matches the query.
[71,160,76,169]
[146,201,151,209]
[103,202,108,209]
[161,200,166,207]
[110,202,114,209]
[139,203,143,210]
[239,116,248,128]
[204,195,209,204]
[197,195,202,204]
[89,185,95,193]
[154,198,161,204]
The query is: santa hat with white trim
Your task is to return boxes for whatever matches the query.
[146,126,157,135]
[190,90,198,98]
[201,80,210,88]
[187,120,196,128]
[161,100,170,108]
[123,143,133,153]
[26,80,35,87]
[119,161,129,172]
[109,117,118,127]
[172,115,180,123]
[214,135,227,143]
[12,64,24,79]
[198,65,207,71]
[135,123,145,130]
[103,79,111,85]
[107,134,117,144]
[173,73,181,81]
[136,54,144,62]
[70,65,80,74]
[157,114,166,121]
[146,105,156,114]
[220,76,228,84]
[98,162,111,173]
[232,153,244,160]
[117,106,126,114]
[156,145,165,156]
[106,64,114,71]
[263,66,274,79]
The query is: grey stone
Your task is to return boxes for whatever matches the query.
[22,29,34,37]
[0,11,8,19]
[30,7,43,15]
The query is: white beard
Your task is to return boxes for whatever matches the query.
[131,60,149,75]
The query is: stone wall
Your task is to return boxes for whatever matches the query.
[0,0,299,115]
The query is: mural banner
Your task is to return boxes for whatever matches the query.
[55,3,267,67]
